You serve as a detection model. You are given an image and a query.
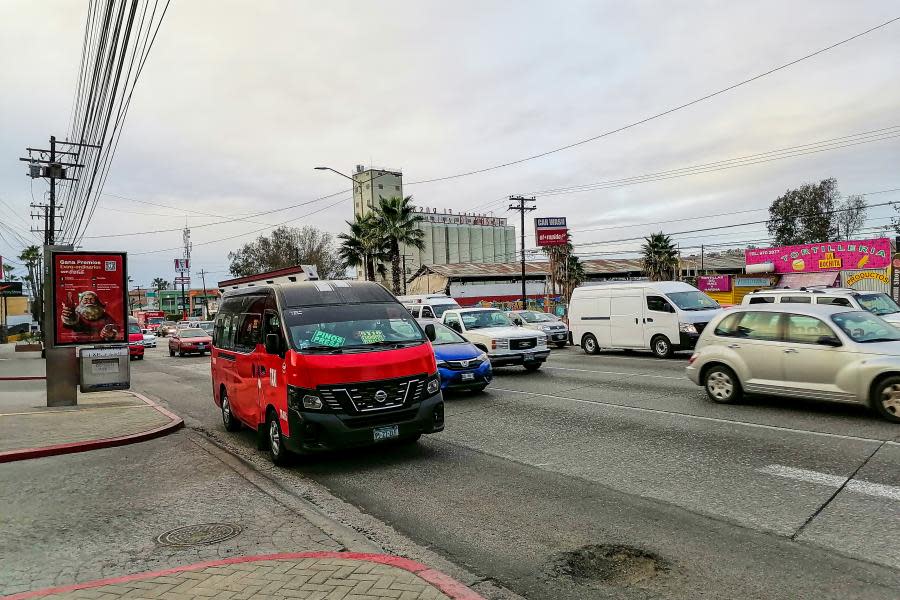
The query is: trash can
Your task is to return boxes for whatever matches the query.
[79,346,130,392]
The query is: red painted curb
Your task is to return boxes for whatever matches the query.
[2,552,486,600]
[0,376,46,381]
[0,391,183,464]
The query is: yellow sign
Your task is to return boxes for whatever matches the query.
[817,252,842,270]
[846,271,890,286]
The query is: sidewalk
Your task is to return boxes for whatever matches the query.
[5,553,481,600]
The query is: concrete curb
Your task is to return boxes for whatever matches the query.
[2,552,487,600]
[0,391,183,463]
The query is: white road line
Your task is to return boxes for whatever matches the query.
[541,365,685,381]
[759,464,900,501]
[490,386,899,444]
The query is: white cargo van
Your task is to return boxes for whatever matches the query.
[397,294,461,320]
[569,281,721,358]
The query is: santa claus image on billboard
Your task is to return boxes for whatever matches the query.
[60,290,121,341]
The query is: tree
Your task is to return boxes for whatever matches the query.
[2,264,17,280]
[228,225,344,279]
[372,196,425,294]
[641,232,679,281]
[834,194,867,239]
[558,253,585,302]
[152,277,169,292]
[337,214,388,282]
[766,178,840,245]
[542,235,574,296]
[18,245,42,324]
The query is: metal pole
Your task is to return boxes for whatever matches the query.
[401,255,407,295]
[199,269,209,319]
[180,281,187,320]
[520,200,526,307]
[49,136,56,245]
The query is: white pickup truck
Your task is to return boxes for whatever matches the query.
[441,308,549,371]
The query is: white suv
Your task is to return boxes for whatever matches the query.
[442,308,549,371]
[742,287,900,326]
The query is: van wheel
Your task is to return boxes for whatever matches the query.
[582,334,599,355]
[871,376,900,423]
[266,408,291,466]
[651,335,673,358]
[704,365,742,404]
[221,391,241,432]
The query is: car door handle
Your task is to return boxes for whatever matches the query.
[727,343,740,349]
[635,318,639,324]
[646,317,653,323]
[783,348,798,354]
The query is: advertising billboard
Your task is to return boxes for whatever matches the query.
[535,217,568,247]
[0,281,24,297]
[697,275,731,292]
[174,258,190,273]
[52,251,128,346]
[744,238,891,274]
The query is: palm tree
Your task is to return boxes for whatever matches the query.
[152,277,169,292]
[18,246,42,323]
[338,215,388,281]
[372,196,425,293]
[641,232,679,281]
[559,253,585,302]
[542,235,573,296]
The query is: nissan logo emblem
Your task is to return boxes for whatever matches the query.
[374,390,388,403]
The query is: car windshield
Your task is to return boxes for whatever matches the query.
[180,329,208,338]
[284,303,425,353]
[856,293,900,316]
[831,311,900,343]
[666,291,720,311]
[461,310,514,329]
[519,311,555,323]
[430,323,468,346]
[128,324,141,334]
[148,317,164,325]
[432,304,458,317]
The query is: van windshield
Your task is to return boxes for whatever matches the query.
[856,293,900,316]
[284,303,425,353]
[666,291,720,311]
[431,303,459,317]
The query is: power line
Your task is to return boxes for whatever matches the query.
[406,16,900,186]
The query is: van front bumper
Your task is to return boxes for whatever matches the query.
[284,393,444,454]
[488,349,550,367]
[678,332,700,350]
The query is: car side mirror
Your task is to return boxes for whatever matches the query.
[424,323,436,342]
[513,317,524,326]
[265,333,281,355]
[817,335,842,347]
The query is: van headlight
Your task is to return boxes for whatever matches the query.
[288,385,323,411]
[426,374,441,395]
[679,323,698,334]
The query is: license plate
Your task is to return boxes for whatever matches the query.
[461,373,475,381]
[524,352,535,361]
[197,344,206,349]
[373,425,399,442]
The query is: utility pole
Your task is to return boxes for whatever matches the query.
[198,269,210,320]
[181,226,191,320]
[508,196,536,308]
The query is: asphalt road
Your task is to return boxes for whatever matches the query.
[132,343,900,600]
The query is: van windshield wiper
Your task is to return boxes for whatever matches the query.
[302,345,343,354]
[343,340,424,350]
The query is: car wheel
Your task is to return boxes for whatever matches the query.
[704,365,742,404]
[266,408,291,466]
[221,391,241,432]
[169,349,175,357]
[582,333,599,355]
[179,351,185,357]
[524,363,542,372]
[871,376,900,423]
[651,335,673,359]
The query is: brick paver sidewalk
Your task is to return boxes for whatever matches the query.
[0,390,182,462]
[6,553,485,600]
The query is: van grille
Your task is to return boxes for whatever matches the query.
[318,374,427,414]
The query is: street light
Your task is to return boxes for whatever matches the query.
[313,166,353,181]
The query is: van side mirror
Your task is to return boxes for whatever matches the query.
[424,323,436,342]
[448,321,462,333]
[265,333,281,355]
[817,335,842,347]
[513,317,524,326]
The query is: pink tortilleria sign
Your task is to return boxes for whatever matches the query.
[745,238,891,274]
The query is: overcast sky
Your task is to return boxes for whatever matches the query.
[1,0,899,286]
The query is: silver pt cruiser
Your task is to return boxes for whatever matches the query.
[686,304,900,422]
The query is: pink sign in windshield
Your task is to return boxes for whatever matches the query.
[745,238,891,273]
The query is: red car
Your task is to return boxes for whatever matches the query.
[169,328,212,357]
[128,317,145,360]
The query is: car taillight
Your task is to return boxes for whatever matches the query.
[688,353,698,365]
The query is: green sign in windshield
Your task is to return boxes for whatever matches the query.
[310,330,345,347]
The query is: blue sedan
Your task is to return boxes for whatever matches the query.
[430,322,492,392]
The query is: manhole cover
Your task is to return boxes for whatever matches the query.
[156,523,242,547]
[550,544,667,585]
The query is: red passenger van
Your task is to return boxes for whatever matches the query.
[210,281,444,464]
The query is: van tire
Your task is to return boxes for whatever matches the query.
[704,365,742,404]
[651,335,673,358]
[582,334,599,355]
[871,375,900,423]
[266,408,291,466]
[221,390,241,432]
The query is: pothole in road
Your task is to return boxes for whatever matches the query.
[156,523,242,547]
[550,544,668,585]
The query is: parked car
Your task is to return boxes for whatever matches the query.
[168,328,213,356]
[176,320,192,329]
[569,281,721,358]
[127,317,144,360]
[157,321,177,337]
[141,329,157,348]
[429,322,492,392]
[507,310,569,348]
[742,287,900,326]
[397,294,461,320]
[442,308,549,371]
[686,304,900,422]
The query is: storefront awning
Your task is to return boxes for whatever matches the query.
[776,271,839,289]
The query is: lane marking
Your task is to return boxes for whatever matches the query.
[540,365,685,381]
[490,386,898,445]
[760,464,900,501]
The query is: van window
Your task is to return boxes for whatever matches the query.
[234,313,262,351]
[284,303,425,352]
[216,314,235,350]
[747,296,775,304]
[264,309,285,351]
[407,305,421,318]
[666,291,719,311]
[817,297,852,307]
[444,313,461,330]
[734,312,782,341]
[646,296,674,313]
[421,305,435,318]
[713,313,742,337]
[431,303,459,317]
[779,296,811,304]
